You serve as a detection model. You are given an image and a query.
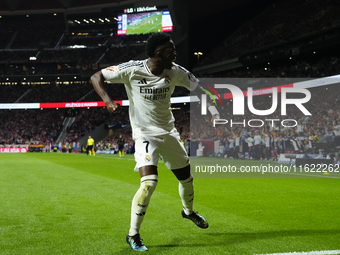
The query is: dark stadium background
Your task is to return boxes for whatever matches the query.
[0,0,276,68]
[1,0,340,154]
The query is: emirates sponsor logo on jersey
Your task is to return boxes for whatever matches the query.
[140,86,170,100]
[140,86,170,94]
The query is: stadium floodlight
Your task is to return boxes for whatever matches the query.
[194,52,203,62]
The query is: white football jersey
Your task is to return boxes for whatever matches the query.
[254,134,262,145]
[101,59,198,139]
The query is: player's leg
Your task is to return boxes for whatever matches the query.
[129,166,158,236]
[234,146,239,159]
[171,165,193,214]
[171,165,208,229]
[127,165,157,251]
[127,138,160,251]
[161,131,208,229]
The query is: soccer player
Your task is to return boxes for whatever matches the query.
[246,134,254,159]
[253,130,262,160]
[117,134,125,157]
[230,130,240,159]
[90,32,219,251]
[87,136,95,156]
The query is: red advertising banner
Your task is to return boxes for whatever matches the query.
[162,26,173,31]
[117,30,127,35]
[39,101,119,109]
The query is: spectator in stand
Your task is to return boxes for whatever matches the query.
[333,120,340,137]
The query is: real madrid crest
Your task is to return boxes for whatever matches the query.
[145,155,151,162]
[164,75,171,84]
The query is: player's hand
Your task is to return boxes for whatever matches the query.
[106,101,122,113]
[211,114,220,124]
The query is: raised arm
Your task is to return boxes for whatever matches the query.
[192,86,220,122]
[90,70,121,113]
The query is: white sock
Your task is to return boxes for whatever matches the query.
[129,174,158,236]
[179,175,194,216]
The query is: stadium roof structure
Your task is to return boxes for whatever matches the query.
[0,0,146,14]
[0,0,257,19]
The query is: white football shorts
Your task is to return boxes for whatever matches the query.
[134,129,189,171]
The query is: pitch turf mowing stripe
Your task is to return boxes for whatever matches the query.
[0,154,339,254]
[0,154,217,254]
[0,154,137,254]
[255,250,340,254]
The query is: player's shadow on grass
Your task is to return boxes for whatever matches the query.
[113,229,339,254]
[151,229,340,248]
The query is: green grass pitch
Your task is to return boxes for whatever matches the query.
[127,13,162,35]
[0,153,339,255]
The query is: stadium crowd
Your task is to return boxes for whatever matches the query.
[1,78,340,161]
[0,109,64,146]
[190,83,340,161]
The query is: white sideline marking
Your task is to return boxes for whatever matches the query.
[254,249,340,255]
[274,171,340,179]
[94,155,135,161]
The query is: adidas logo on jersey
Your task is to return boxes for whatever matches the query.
[138,78,147,84]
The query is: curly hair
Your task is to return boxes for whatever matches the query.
[145,32,171,58]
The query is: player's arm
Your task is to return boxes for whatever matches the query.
[90,70,121,113]
[194,86,220,122]
[175,66,220,121]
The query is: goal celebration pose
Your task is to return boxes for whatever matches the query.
[90,32,219,251]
